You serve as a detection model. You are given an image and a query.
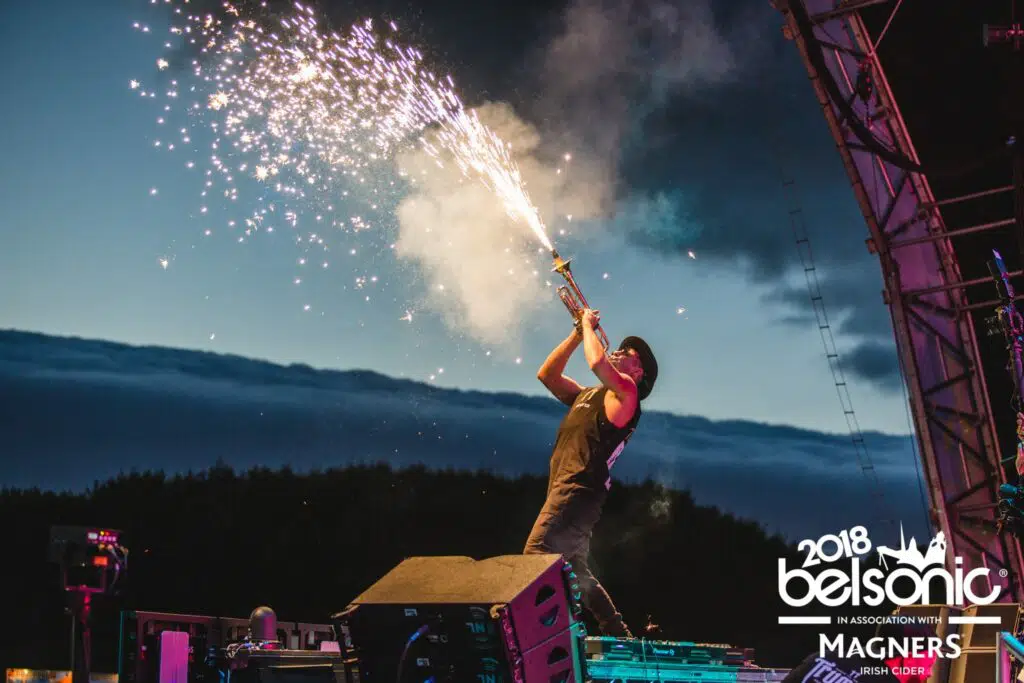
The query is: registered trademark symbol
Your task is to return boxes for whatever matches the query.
[1001,569,1009,578]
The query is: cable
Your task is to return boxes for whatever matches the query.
[778,169,895,531]
[871,0,905,53]
[784,0,921,172]
[394,622,432,683]
[894,335,934,534]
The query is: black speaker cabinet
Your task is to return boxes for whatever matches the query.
[332,554,587,683]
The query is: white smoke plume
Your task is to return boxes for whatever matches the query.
[393,102,612,349]
[392,0,760,348]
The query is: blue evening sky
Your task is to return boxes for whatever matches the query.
[0,0,908,435]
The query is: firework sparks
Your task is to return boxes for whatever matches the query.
[133,0,561,375]
[134,0,553,249]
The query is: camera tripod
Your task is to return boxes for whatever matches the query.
[67,590,95,683]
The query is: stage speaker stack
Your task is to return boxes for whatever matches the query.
[947,603,1020,683]
[332,554,586,683]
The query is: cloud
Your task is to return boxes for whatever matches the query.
[526,0,901,391]
[153,0,901,388]
[535,0,756,167]
[841,342,903,391]
[384,0,753,347]
[0,330,928,543]
[762,265,901,391]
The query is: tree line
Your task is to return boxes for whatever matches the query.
[0,463,888,673]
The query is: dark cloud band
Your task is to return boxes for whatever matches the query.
[1,330,924,543]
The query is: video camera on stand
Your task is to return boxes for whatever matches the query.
[49,525,129,683]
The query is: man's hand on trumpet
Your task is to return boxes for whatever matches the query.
[580,308,601,331]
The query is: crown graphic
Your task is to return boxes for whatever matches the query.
[875,524,946,572]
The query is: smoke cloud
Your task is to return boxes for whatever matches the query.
[392,102,612,349]
[391,0,760,347]
[537,0,747,167]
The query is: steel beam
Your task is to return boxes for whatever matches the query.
[776,0,1024,602]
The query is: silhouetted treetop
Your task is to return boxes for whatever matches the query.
[1,463,844,673]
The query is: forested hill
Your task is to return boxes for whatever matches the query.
[1,328,926,544]
[1,464,886,673]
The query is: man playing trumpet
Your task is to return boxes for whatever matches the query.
[524,308,658,638]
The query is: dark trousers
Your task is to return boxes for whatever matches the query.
[523,510,632,637]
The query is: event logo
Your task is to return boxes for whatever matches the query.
[778,524,1002,608]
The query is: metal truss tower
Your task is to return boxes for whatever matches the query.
[774,0,1024,602]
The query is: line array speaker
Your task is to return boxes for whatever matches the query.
[332,554,587,683]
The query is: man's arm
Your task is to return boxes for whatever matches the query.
[537,330,586,406]
[581,310,637,403]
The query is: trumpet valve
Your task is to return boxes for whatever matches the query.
[558,286,582,316]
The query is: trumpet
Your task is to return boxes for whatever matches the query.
[551,249,610,349]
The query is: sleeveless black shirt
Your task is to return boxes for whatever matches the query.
[540,386,641,529]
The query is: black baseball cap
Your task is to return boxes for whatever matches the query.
[619,336,658,400]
